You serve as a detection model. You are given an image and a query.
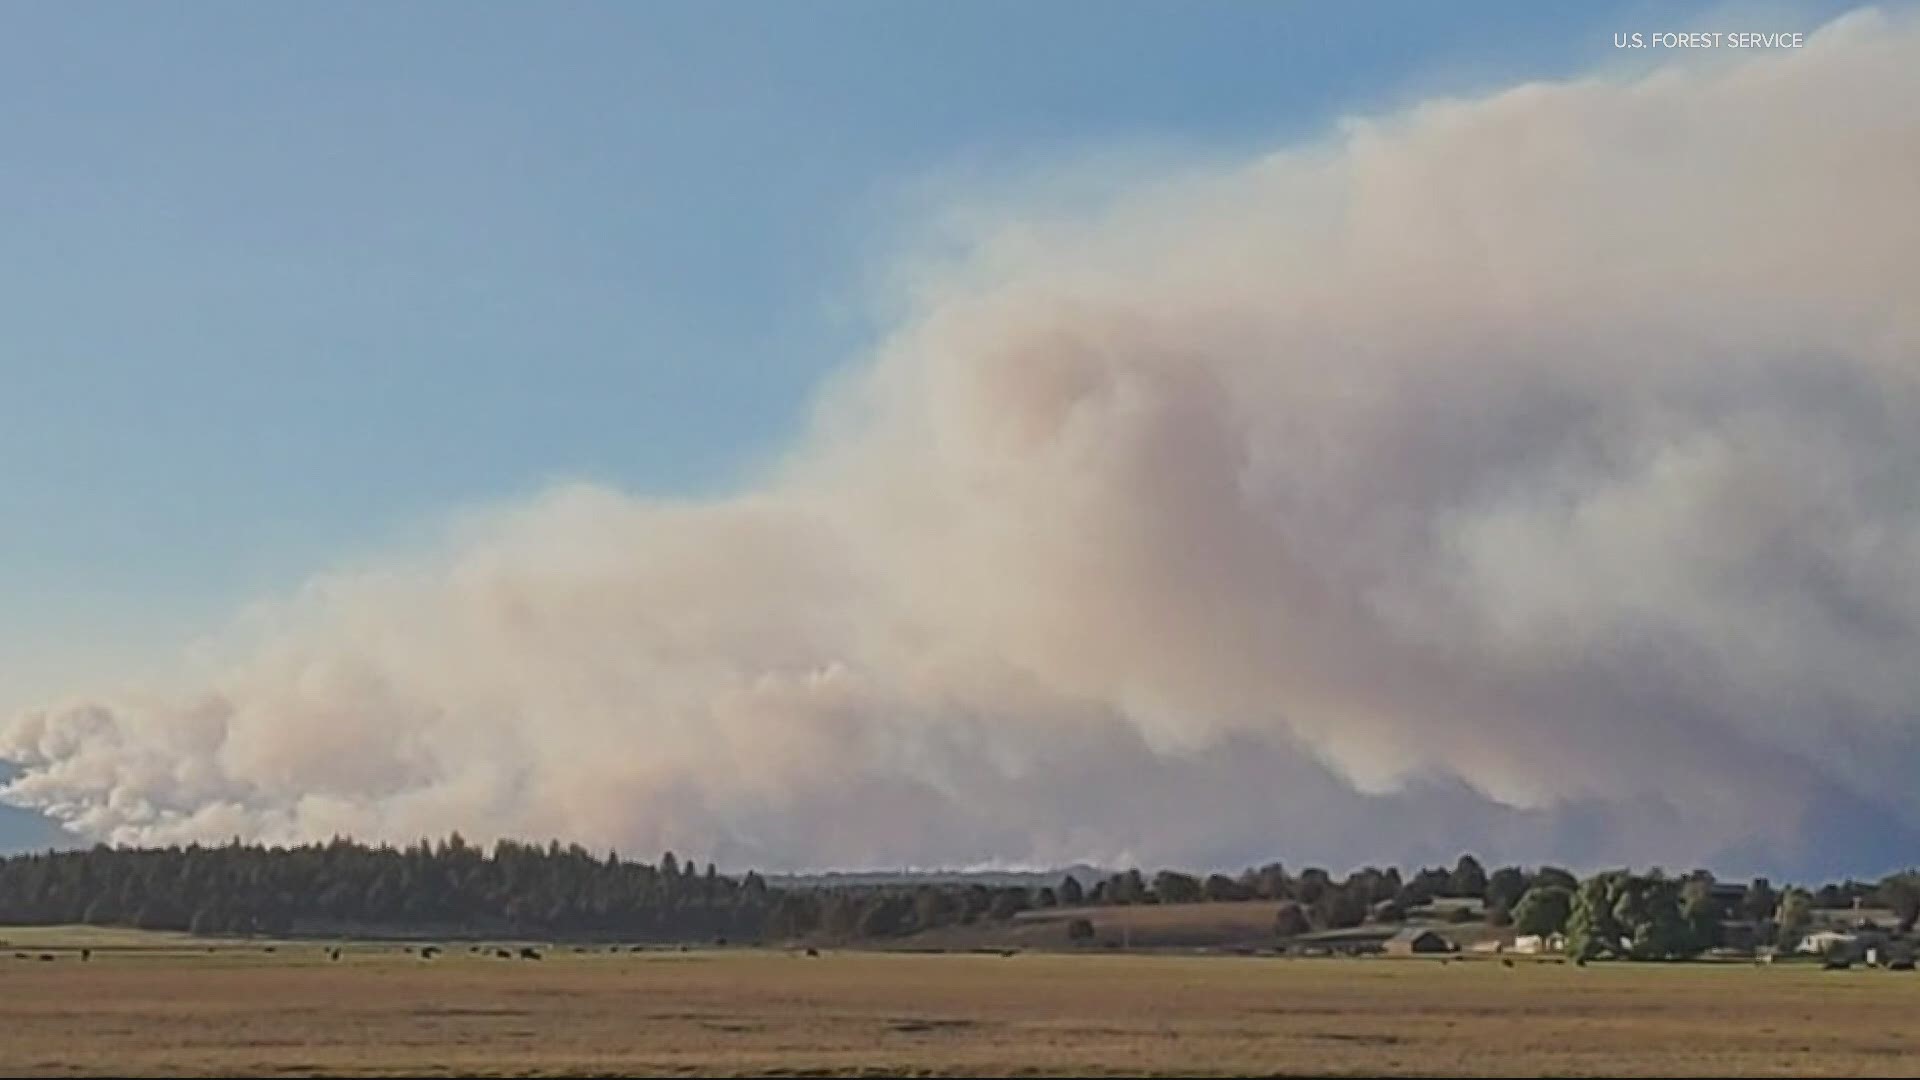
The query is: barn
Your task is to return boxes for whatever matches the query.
[1383,928,1451,956]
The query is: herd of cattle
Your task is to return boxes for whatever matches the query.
[6,941,747,963]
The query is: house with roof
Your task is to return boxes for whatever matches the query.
[1799,928,1887,960]
[1512,932,1565,954]
[1382,927,1451,955]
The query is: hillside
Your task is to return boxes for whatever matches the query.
[877,901,1483,953]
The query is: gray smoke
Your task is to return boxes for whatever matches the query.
[8,10,1920,876]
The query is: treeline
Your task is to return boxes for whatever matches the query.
[0,839,1915,957]
[0,836,770,939]
[777,857,1567,943]
[1560,869,1920,961]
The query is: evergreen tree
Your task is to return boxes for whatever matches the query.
[1485,866,1528,911]
[1448,855,1488,898]
[1058,875,1084,906]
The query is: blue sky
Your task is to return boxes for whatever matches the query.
[0,1,1869,851]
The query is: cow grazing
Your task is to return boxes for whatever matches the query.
[518,947,542,960]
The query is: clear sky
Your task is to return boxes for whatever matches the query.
[0,1,1872,852]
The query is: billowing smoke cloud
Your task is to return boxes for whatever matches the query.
[9,11,1920,877]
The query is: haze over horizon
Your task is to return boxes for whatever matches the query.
[6,4,1919,880]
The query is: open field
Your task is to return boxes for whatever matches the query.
[1016,900,1289,949]
[900,900,1495,954]
[900,900,1294,952]
[4,932,1920,1076]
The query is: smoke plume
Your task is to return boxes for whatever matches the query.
[8,11,1920,876]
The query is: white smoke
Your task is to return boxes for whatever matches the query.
[9,10,1920,875]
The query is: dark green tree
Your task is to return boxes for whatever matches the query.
[1152,871,1202,905]
[1273,901,1311,939]
[856,896,912,938]
[1566,874,1627,961]
[1512,885,1573,937]
[1876,873,1920,933]
[1448,855,1488,899]
[1311,886,1367,930]
[1293,868,1332,906]
[1203,874,1247,902]
[1058,875,1084,906]
[1485,866,1528,911]
[988,888,1030,921]
[1530,866,1579,893]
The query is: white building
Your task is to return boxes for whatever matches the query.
[1799,929,1885,959]
[1512,933,1565,955]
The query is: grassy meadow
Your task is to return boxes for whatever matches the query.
[1,927,1918,1076]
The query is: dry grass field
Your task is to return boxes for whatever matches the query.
[2,930,1919,1076]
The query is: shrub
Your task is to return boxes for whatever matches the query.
[1273,901,1311,939]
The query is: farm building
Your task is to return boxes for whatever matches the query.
[1383,928,1451,956]
[1799,929,1887,960]
[1512,933,1565,955]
